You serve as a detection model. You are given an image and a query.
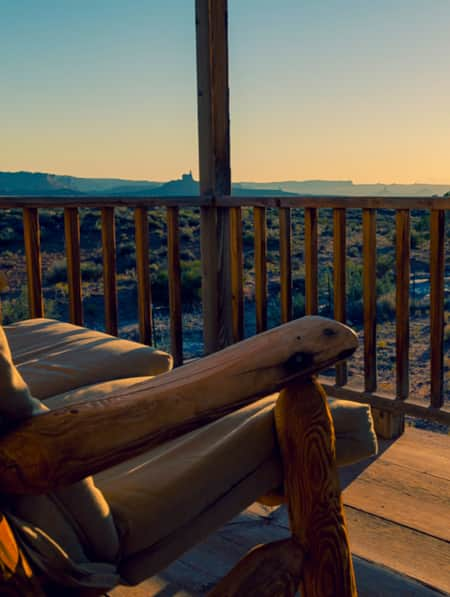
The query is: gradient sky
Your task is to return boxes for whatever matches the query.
[1,1,450,183]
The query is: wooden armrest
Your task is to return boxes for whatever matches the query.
[0,316,357,494]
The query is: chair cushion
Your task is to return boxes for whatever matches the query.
[0,324,121,589]
[5,318,172,399]
[93,391,377,583]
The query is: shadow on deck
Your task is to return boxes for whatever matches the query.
[111,426,450,596]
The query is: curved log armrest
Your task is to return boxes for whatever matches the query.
[0,316,358,495]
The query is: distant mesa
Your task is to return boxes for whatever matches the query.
[0,170,449,198]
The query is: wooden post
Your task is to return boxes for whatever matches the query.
[304,208,318,315]
[196,0,233,353]
[230,206,244,342]
[333,208,347,386]
[167,206,183,366]
[101,207,118,336]
[134,207,153,346]
[362,209,376,393]
[275,378,357,597]
[430,209,445,408]
[280,207,293,323]
[254,206,267,333]
[64,207,83,325]
[23,208,44,318]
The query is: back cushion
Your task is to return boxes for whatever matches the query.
[0,324,120,564]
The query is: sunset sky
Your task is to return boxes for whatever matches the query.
[2,1,449,183]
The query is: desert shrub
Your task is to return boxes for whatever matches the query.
[377,292,396,322]
[181,260,202,303]
[0,227,16,244]
[81,261,103,281]
[45,259,67,284]
[292,293,305,318]
[151,268,169,304]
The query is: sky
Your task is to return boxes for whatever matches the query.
[1,0,450,184]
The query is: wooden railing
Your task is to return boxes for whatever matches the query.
[0,194,448,427]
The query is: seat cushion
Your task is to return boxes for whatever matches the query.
[94,391,377,583]
[0,323,121,590]
[5,318,172,400]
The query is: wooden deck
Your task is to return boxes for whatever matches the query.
[111,426,450,596]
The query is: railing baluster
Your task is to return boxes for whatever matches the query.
[333,208,347,386]
[254,206,267,332]
[101,207,118,336]
[279,207,292,323]
[134,206,152,345]
[396,210,410,399]
[64,207,83,325]
[430,209,445,408]
[304,207,318,315]
[167,206,183,367]
[23,207,44,318]
[230,206,244,342]
[363,208,377,392]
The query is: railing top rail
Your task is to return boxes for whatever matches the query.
[0,195,449,210]
[0,196,213,209]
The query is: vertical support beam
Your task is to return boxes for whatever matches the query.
[134,207,152,346]
[64,207,83,325]
[167,206,183,367]
[23,207,44,318]
[230,206,244,342]
[304,207,318,315]
[196,0,233,353]
[396,210,410,399]
[254,206,267,333]
[362,208,377,392]
[279,207,292,323]
[430,209,445,408]
[101,207,118,336]
[333,208,347,386]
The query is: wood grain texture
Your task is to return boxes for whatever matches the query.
[275,378,357,597]
[134,207,152,346]
[167,206,183,366]
[304,207,318,315]
[429,209,445,408]
[208,538,304,597]
[362,209,377,392]
[0,514,45,596]
[333,208,347,386]
[230,206,244,342]
[345,507,450,595]
[396,210,410,399]
[0,316,358,494]
[254,206,267,332]
[64,207,83,325]
[22,207,43,318]
[101,207,118,336]
[279,207,292,323]
[196,0,233,353]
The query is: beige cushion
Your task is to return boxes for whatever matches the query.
[5,318,172,399]
[92,391,377,584]
[0,323,121,590]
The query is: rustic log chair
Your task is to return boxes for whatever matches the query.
[0,315,377,596]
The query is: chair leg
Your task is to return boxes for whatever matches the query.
[275,377,357,597]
